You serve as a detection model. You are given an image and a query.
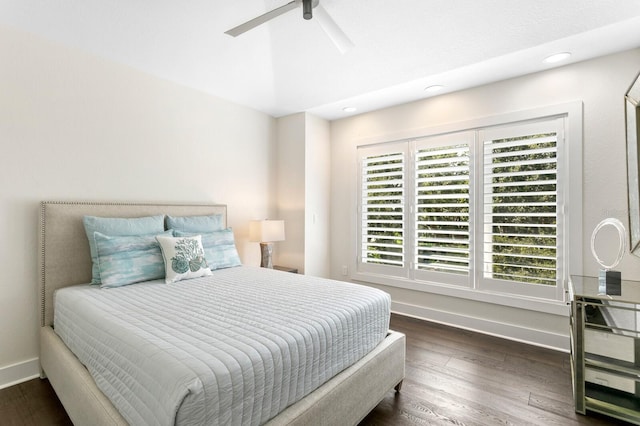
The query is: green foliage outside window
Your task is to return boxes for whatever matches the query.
[362,153,404,266]
[416,144,469,275]
[488,134,557,285]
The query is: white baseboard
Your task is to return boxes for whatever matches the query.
[391,301,569,352]
[0,358,40,390]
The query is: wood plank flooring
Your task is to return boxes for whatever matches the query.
[0,376,72,425]
[360,314,623,425]
[0,314,625,425]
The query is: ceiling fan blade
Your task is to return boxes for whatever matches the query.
[225,1,299,37]
[314,4,354,54]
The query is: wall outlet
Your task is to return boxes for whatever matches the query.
[341,265,348,276]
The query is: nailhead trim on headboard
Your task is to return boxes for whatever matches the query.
[39,202,47,327]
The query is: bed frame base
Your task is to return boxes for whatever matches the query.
[41,326,128,425]
[266,330,405,425]
[41,325,405,426]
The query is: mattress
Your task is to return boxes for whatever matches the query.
[53,266,391,426]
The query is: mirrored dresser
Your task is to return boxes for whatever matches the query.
[569,275,640,424]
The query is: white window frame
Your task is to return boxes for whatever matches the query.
[352,102,582,315]
[476,119,565,302]
[357,142,410,280]
[413,131,475,287]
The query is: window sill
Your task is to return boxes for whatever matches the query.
[352,271,569,316]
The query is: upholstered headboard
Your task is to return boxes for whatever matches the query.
[38,201,227,327]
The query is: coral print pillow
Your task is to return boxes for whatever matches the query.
[156,235,213,283]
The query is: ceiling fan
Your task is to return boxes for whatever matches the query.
[225,0,354,54]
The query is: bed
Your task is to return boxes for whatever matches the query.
[38,201,405,425]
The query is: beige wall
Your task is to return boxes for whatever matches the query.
[303,114,331,278]
[0,26,276,387]
[275,112,331,277]
[275,113,306,272]
[330,48,640,350]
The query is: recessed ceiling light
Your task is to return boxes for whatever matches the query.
[543,52,571,64]
[342,106,357,113]
[424,85,444,93]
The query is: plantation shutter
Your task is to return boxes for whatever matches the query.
[355,113,569,303]
[414,133,473,286]
[357,143,408,277]
[479,119,564,299]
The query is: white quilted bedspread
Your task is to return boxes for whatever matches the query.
[53,266,390,426]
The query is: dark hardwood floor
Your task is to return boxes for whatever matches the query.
[360,315,624,425]
[0,314,625,425]
[0,377,72,426]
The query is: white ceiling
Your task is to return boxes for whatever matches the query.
[2,0,640,120]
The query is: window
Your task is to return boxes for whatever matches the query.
[357,114,571,304]
[359,143,408,278]
[478,120,564,300]
[413,132,474,287]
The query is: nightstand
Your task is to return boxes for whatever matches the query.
[273,265,298,274]
[569,275,640,424]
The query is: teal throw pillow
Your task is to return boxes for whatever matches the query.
[174,228,242,270]
[166,214,224,233]
[83,215,165,284]
[94,230,172,288]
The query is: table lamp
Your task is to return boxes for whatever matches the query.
[249,219,285,268]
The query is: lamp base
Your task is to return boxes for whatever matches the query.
[598,269,621,295]
[259,242,274,268]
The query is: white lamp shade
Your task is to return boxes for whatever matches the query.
[249,220,285,242]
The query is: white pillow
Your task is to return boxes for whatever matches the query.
[156,235,212,283]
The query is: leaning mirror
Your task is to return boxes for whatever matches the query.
[627,71,640,255]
